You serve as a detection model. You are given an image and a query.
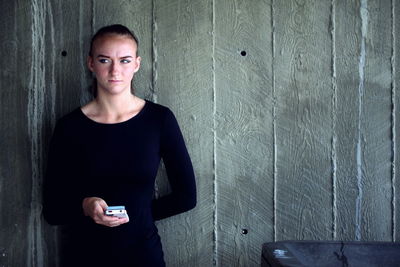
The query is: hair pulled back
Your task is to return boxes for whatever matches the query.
[89,24,139,56]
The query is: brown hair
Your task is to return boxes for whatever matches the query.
[89,24,139,56]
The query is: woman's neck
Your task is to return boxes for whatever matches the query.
[95,90,137,115]
[82,90,145,123]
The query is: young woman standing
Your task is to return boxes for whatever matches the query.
[43,24,196,267]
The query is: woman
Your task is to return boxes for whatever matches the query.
[43,24,196,267]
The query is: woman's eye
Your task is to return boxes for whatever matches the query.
[121,59,131,64]
[98,58,109,63]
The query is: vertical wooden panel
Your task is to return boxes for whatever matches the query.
[0,0,67,266]
[395,0,400,242]
[274,0,334,240]
[0,1,33,266]
[47,0,93,117]
[334,0,362,241]
[215,0,274,266]
[93,0,153,101]
[153,0,214,266]
[27,0,48,264]
[362,0,393,241]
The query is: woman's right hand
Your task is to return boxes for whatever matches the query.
[82,197,129,227]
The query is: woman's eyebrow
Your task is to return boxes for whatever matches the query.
[96,55,133,59]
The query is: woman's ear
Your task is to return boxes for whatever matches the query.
[133,56,141,73]
[87,56,94,72]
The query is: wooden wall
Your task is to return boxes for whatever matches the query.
[0,0,399,266]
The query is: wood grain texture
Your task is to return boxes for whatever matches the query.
[0,0,64,266]
[274,0,334,241]
[47,0,93,117]
[361,0,393,241]
[1,0,400,266]
[334,0,362,241]
[153,0,214,266]
[215,0,274,266]
[0,2,34,266]
[395,0,400,241]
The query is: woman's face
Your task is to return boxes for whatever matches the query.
[88,34,141,96]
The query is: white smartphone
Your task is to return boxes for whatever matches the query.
[105,206,129,219]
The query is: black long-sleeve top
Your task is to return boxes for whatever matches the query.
[43,100,196,266]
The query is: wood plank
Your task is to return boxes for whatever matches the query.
[361,0,393,241]
[47,0,94,117]
[395,0,400,242]
[274,0,334,241]
[334,0,362,241]
[0,2,33,266]
[0,0,63,266]
[153,0,214,266]
[215,0,274,266]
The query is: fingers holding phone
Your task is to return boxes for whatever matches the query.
[103,211,129,227]
[82,197,129,227]
[104,206,129,227]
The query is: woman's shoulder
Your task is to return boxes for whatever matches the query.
[59,107,83,122]
[144,100,174,119]
[145,100,168,112]
[54,107,85,130]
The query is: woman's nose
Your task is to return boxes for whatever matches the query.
[110,63,120,75]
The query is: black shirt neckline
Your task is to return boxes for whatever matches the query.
[78,100,148,126]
